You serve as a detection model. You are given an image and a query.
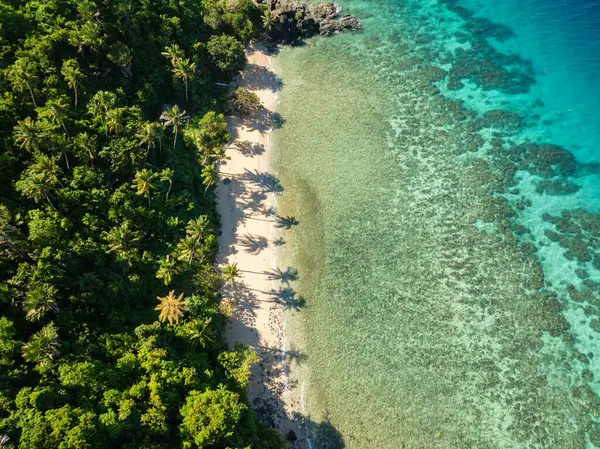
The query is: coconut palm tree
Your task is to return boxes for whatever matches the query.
[186,215,210,242]
[155,291,187,325]
[221,262,239,286]
[106,107,124,136]
[0,204,33,264]
[262,6,275,32]
[176,236,201,265]
[13,117,42,153]
[185,317,214,347]
[22,322,60,366]
[162,105,186,149]
[23,283,59,322]
[137,121,160,160]
[172,57,196,103]
[133,168,156,207]
[160,168,174,201]
[104,221,142,263]
[87,91,117,134]
[161,44,184,64]
[156,255,178,286]
[6,57,38,107]
[73,131,96,161]
[61,59,84,107]
[30,153,62,187]
[16,171,55,208]
[51,133,71,170]
[42,98,70,136]
[201,163,218,197]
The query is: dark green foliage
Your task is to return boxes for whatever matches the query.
[229,87,263,117]
[206,35,247,76]
[0,0,282,448]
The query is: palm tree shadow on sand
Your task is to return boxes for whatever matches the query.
[233,139,265,157]
[239,233,269,254]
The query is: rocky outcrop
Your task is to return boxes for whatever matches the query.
[261,1,361,44]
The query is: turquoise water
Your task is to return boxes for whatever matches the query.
[270,0,600,447]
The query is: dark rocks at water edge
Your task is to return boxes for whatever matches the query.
[257,0,361,44]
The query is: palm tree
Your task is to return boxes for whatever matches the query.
[155,291,187,325]
[22,322,60,367]
[137,121,159,158]
[160,168,174,201]
[263,6,275,31]
[132,168,156,207]
[212,147,231,166]
[16,171,55,208]
[30,153,62,187]
[73,132,96,161]
[51,133,71,170]
[106,107,124,136]
[6,57,38,107]
[42,98,70,136]
[161,44,184,64]
[156,255,178,286]
[162,105,186,149]
[185,318,214,347]
[201,163,218,197]
[87,91,117,134]
[221,262,240,286]
[0,204,34,264]
[104,221,142,263]
[23,283,59,322]
[172,58,196,103]
[61,59,84,107]
[186,215,210,242]
[176,236,200,265]
[13,117,42,153]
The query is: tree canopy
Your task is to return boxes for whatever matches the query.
[0,0,281,448]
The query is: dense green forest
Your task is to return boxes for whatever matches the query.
[0,0,283,447]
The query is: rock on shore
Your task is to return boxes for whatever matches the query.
[258,0,361,44]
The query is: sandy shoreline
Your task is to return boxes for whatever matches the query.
[216,42,308,447]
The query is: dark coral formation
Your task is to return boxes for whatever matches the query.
[543,210,600,263]
[442,2,536,94]
[506,143,576,178]
[535,179,581,195]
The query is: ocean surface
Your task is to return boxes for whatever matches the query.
[270,0,600,447]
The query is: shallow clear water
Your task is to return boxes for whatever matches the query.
[271,0,600,447]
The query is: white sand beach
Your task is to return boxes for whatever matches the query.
[216,42,307,446]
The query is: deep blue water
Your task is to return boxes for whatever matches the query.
[456,0,600,163]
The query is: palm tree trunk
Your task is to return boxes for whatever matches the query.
[63,151,70,170]
[74,86,78,107]
[147,193,151,208]
[166,180,172,201]
[25,81,37,108]
[1,236,34,264]
[45,194,55,209]
[203,182,212,198]
[173,128,178,149]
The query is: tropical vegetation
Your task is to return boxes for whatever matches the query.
[0,0,282,447]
